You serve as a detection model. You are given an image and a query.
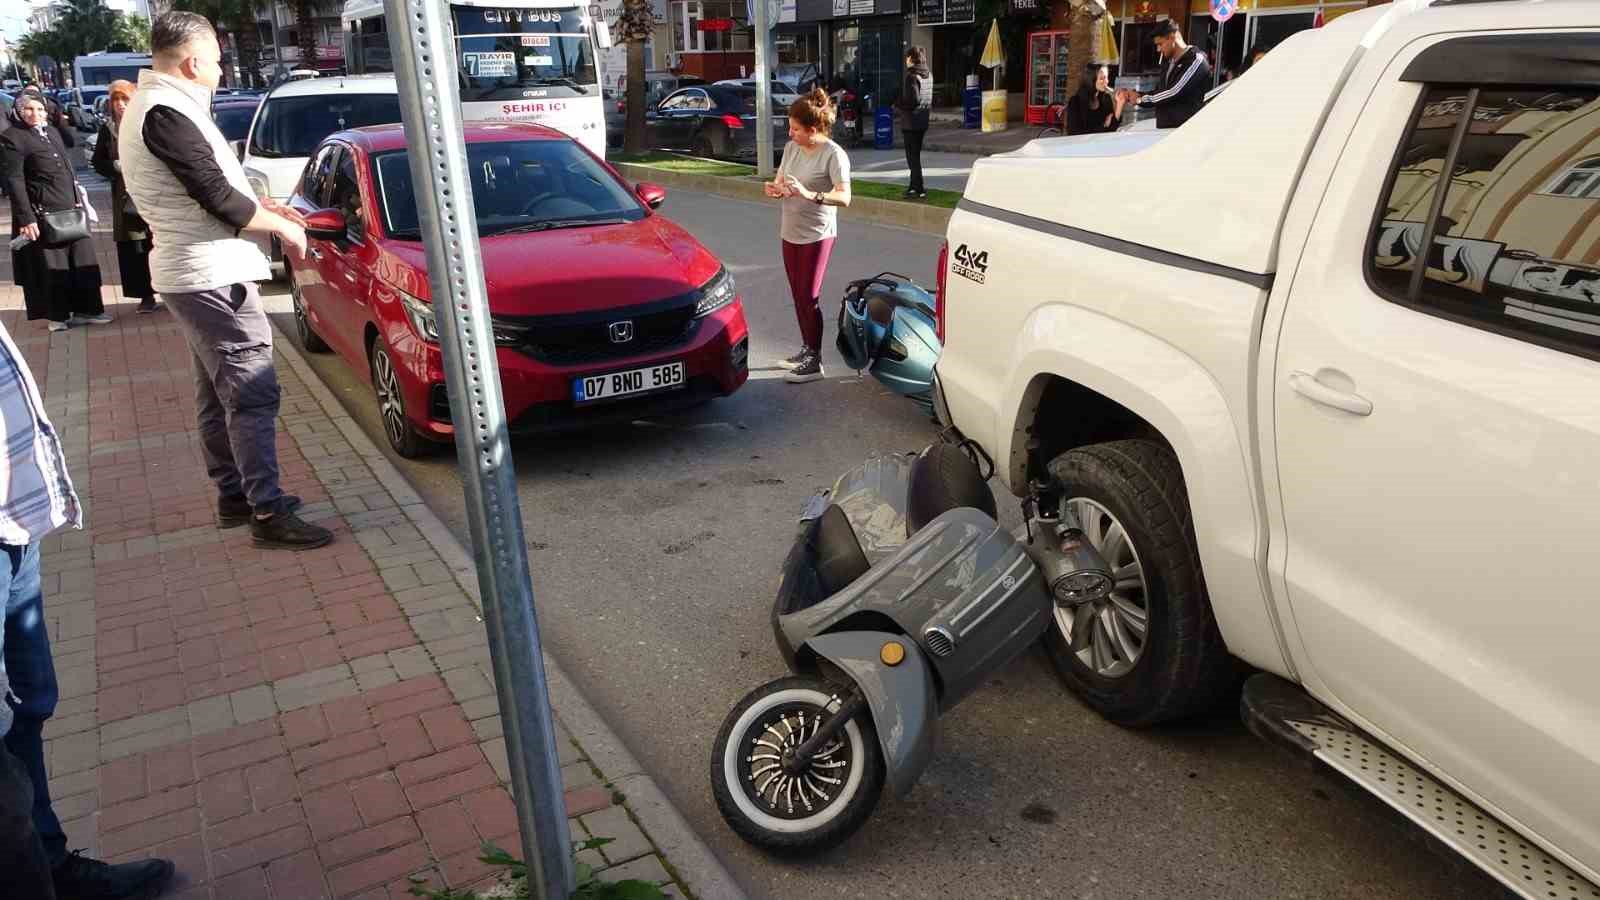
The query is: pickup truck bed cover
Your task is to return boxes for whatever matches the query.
[962,6,1377,279]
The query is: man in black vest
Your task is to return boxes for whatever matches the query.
[1123,20,1210,129]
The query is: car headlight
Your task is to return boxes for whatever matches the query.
[245,170,271,199]
[400,291,527,347]
[401,291,439,343]
[490,318,529,347]
[694,267,736,318]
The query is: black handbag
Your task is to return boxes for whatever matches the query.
[36,206,90,246]
[121,193,147,235]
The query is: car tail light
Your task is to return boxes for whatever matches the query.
[722,114,744,129]
[935,241,948,344]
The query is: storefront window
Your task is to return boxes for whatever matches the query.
[674,0,750,54]
[830,20,902,105]
[1121,20,1164,75]
[1250,11,1315,54]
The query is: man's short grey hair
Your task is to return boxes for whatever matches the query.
[152,11,217,58]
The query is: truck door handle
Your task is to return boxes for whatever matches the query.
[1289,370,1372,416]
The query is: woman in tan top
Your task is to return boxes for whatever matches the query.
[765,88,851,383]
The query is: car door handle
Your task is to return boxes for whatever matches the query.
[1289,370,1372,416]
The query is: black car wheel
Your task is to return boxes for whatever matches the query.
[693,134,717,159]
[369,338,431,459]
[288,264,329,353]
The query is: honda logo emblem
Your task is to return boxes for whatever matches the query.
[609,320,634,343]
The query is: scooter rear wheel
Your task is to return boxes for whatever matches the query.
[711,676,885,855]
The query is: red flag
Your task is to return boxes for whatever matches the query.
[1313,5,1325,27]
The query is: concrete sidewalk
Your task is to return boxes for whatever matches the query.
[2,178,744,899]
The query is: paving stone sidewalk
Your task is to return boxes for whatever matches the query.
[0,176,737,899]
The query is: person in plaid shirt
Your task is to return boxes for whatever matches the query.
[1,320,173,899]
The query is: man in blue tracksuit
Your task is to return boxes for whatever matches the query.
[1126,20,1211,129]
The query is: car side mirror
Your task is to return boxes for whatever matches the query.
[231,139,246,161]
[636,183,666,210]
[305,208,347,242]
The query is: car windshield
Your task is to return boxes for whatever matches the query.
[373,138,645,239]
[452,4,597,100]
[213,104,260,142]
[248,93,401,158]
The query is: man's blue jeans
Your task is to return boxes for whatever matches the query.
[2,541,65,867]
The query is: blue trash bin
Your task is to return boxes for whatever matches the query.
[874,107,894,149]
[963,87,982,129]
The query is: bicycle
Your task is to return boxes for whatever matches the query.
[1036,103,1065,139]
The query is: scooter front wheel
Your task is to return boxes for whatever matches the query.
[711,676,885,854]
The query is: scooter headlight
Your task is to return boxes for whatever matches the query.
[1053,569,1115,606]
[694,267,736,318]
[1043,530,1114,607]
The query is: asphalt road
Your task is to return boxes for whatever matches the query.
[264,189,1502,900]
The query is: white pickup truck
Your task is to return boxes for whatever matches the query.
[931,1,1600,895]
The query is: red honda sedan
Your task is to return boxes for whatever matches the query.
[287,122,750,457]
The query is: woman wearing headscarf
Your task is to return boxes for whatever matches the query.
[1,93,107,332]
[91,79,155,313]
[1066,64,1126,136]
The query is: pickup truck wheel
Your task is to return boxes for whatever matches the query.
[1043,440,1231,726]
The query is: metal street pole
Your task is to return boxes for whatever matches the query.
[754,0,772,178]
[382,1,576,897]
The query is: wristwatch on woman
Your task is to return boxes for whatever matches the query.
[811,190,824,205]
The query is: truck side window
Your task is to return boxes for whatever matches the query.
[1369,86,1600,359]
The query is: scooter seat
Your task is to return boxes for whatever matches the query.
[906,442,996,535]
[815,503,871,596]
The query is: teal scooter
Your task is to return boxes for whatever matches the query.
[834,273,941,416]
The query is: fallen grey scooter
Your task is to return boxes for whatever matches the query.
[710,439,1115,853]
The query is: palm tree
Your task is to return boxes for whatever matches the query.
[167,0,270,86]
[613,0,656,154]
[1063,0,1106,101]
[294,0,321,72]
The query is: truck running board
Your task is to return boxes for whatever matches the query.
[1240,673,1600,900]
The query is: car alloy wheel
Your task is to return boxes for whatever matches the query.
[289,271,329,353]
[369,342,427,458]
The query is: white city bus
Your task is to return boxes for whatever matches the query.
[342,0,611,157]
[72,51,153,102]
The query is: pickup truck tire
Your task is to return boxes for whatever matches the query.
[1043,440,1231,726]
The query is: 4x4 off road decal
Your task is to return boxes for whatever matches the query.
[953,243,988,285]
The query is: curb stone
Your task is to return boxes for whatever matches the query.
[611,162,954,236]
[271,320,750,900]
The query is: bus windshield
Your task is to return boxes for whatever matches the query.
[452,5,596,101]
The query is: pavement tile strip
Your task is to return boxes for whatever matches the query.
[2,186,700,899]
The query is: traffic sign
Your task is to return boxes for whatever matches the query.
[1210,0,1236,22]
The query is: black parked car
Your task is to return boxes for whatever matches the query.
[213,94,264,151]
[638,85,787,162]
[605,71,705,148]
